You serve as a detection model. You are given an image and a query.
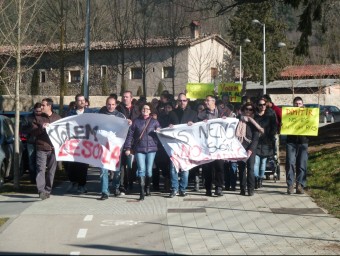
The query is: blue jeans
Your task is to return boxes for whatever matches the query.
[254,155,267,179]
[170,162,189,193]
[100,168,120,195]
[135,152,156,177]
[285,143,308,188]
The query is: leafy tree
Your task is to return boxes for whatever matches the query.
[229,2,288,88]
[196,0,333,56]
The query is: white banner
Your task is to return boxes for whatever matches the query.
[156,118,247,171]
[46,113,129,170]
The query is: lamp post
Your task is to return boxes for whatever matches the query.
[252,19,266,94]
[239,38,251,84]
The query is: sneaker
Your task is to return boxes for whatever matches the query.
[179,191,187,197]
[248,190,254,196]
[114,189,121,197]
[77,186,88,194]
[296,184,304,194]
[205,190,212,197]
[169,191,178,198]
[66,182,77,193]
[98,193,109,200]
[215,187,223,196]
[39,192,48,200]
[287,186,294,195]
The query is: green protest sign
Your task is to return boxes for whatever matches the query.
[186,83,214,99]
[218,83,242,102]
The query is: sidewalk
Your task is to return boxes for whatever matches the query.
[0,167,339,255]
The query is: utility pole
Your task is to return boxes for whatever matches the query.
[84,0,90,99]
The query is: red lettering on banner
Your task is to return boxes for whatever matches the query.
[82,140,93,158]
[58,139,121,166]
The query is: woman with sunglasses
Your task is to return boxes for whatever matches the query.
[235,102,263,196]
[124,103,161,201]
[253,99,277,189]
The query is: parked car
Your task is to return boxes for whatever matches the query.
[320,105,340,123]
[0,111,31,173]
[304,104,340,123]
[0,115,23,186]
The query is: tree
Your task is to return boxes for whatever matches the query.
[106,0,136,95]
[229,2,288,91]
[0,0,47,188]
[187,0,333,56]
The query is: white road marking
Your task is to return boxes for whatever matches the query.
[83,215,93,221]
[77,229,88,238]
[100,220,143,226]
[70,252,80,255]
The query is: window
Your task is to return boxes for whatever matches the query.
[40,71,46,83]
[131,67,142,79]
[211,67,218,79]
[68,70,81,83]
[101,65,107,78]
[163,66,174,78]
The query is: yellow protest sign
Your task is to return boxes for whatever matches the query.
[186,83,214,99]
[218,83,242,102]
[280,107,319,136]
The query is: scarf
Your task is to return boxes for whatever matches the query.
[235,115,264,143]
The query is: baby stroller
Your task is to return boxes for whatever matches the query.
[265,154,280,182]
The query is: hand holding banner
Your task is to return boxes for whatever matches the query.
[156,118,247,171]
[46,113,129,170]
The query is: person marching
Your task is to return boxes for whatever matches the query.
[97,96,128,200]
[124,103,161,201]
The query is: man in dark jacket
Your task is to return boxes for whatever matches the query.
[98,96,127,200]
[198,95,226,196]
[169,93,198,197]
[21,102,42,184]
[66,93,93,194]
[286,96,309,195]
[31,98,61,200]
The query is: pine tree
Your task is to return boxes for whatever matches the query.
[229,2,289,86]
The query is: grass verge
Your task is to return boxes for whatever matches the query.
[307,145,340,218]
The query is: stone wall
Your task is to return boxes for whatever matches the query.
[1,93,339,112]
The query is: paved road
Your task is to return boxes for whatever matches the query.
[0,167,339,255]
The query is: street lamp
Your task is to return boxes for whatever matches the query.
[252,19,266,94]
[239,38,251,84]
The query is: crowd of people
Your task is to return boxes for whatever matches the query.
[22,90,309,201]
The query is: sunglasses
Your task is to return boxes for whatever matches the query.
[245,108,253,111]
[178,99,187,102]
[258,103,266,106]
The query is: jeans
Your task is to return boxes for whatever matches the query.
[36,150,57,194]
[254,155,267,179]
[27,143,37,182]
[286,143,308,188]
[225,161,238,189]
[135,152,156,177]
[170,162,189,193]
[100,168,121,195]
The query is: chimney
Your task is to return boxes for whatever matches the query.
[190,20,200,39]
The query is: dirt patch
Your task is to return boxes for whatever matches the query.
[308,142,340,153]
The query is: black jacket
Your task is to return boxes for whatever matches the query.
[174,106,198,124]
